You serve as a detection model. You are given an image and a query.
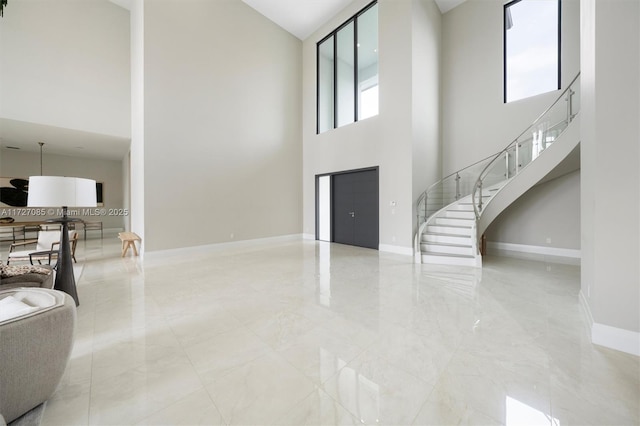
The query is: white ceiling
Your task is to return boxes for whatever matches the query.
[0,118,130,161]
[242,0,466,40]
[1,0,467,162]
[434,0,468,14]
[241,0,355,40]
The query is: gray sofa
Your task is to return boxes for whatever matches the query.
[0,265,54,291]
[0,288,76,424]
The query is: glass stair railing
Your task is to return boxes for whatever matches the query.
[416,72,580,264]
[472,73,581,220]
[416,155,496,228]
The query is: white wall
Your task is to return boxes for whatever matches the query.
[580,0,640,347]
[0,149,125,229]
[142,0,302,251]
[441,0,581,254]
[130,0,145,249]
[412,0,442,219]
[441,0,580,173]
[0,0,130,139]
[303,0,441,252]
[122,152,131,231]
[486,170,580,249]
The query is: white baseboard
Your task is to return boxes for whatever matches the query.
[302,233,316,240]
[580,290,640,356]
[592,323,640,356]
[487,241,581,264]
[145,233,304,260]
[379,244,413,257]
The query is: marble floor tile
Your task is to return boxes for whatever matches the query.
[274,324,366,386]
[7,237,634,426]
[135,389,224,426]
[322,349,435,425]
[273,388,358,426]
[88,355,203,425]
[204,351,316,425]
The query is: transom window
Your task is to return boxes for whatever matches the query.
[317,1,378,134]
[504,0,561,103]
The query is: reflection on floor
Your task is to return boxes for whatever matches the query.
[34,237,638,425]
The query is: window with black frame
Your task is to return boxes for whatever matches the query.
[504,0,561,103]
[317,1,378,134]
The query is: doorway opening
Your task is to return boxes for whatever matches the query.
[315,167,379,250]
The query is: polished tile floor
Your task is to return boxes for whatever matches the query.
[32,236,638,425]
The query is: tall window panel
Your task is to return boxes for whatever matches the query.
[504,0,560,103]
[337,22,355,127]
[357,4,379,120]
[318,39,335,134]
[317,1,378,134]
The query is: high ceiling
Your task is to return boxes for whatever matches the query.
[1,0,467,161]
[241,0,466,40]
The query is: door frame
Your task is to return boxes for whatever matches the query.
[315,166,379,247]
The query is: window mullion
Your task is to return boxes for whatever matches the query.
[557,0,562,90]
[333,34,338,130]
[354,16,359,123]
[316,44,320,134]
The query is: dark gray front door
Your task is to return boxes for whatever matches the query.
[332,169,378,249]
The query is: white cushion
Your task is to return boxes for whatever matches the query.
[0,295,37,322]
[0,289,62,325]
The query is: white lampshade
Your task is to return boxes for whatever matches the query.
[27,176,97,208]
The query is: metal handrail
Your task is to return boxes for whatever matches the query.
[471,72,581,220]
[415,89,574,218]
[416,151,499,207]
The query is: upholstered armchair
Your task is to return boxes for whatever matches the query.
[0,288,76,424]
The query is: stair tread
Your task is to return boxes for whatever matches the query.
[422,252,475,259]
[427,224,472,229]
[424,232,471,238]
[422,242,472,248]
[436,217,474,221]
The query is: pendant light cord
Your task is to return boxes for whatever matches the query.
[39,142,44,175]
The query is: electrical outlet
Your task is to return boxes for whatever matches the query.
[230,233,234,239]
[546,237,551,244]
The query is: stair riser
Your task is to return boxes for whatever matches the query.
[422,245,474,256]
[426,225,473,236]
[422,234,471,245]
[443,211,475,219]
[434,218,475,227]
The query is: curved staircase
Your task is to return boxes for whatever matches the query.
[416,73,581,266]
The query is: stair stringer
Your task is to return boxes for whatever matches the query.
[477,114,581,238]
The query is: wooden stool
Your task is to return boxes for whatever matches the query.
[118,232,141,257]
